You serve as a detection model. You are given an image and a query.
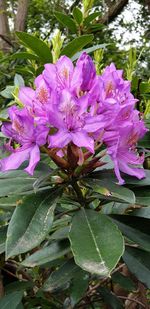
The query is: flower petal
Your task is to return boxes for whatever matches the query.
[49,130,71,148]
[71,131,94,153]
[25,145,40,175]
[0,148,30,172]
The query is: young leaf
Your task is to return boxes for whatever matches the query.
[69,209,124,276]
[54,11,77,33]
[14,74,25,87]
[71,43,108,61]
[16,32,52,63]
[60,34,93,58]
[22,240,70,267]
[6,188,62,258]
[0,86,15,98]
[73,7,83,25]
[42,258,79,292]
[123,247,150,288]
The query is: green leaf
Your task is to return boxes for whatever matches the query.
[54,11,77,33]
[0,225,7,254]
[49,226,69,240]
[70,270,89,306]
[112,272,136,292]
[111,215,150,252]
[83,12,102,26]
[42,259,79,292]
[0,291,23,309]
[73,7,83,25]
[71,43,108,61]
[16,32,52,63]
[69,209,124,276]
[5,281,33,294]
[123,247,150,288]
[22,240,70,267]
[6,188,62,258]
[133,187,150,206]
[85,178,135,204]
[14,74,25,87]
[0,86,15,98]
[60,35,93,58]
[132,206,150,218]
[99,287,123,309]
[11,52,40,61]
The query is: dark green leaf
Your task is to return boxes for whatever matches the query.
[11,52,40,61]
[70,270,89,306]
[132,206,150,218]
[6,188,62,258]
[72,7,83,25]
[50,226,69,240]
[85,178,135,204]
[133,187,150,206]
[22,240,70,267]
[0,225,7,254]
[99,287,123,309]
[83,12,102,26]
[69,209,124,276]
[123,247,150,288]
[5,281,33,294]
[112,272,136,292]
[0,291,23,309]
[42,259,79,292]
[60,35,93,58]
[16,32,52,63]
[111,215,150,252]
[54,11,77,32]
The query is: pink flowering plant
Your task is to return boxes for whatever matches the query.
[0,33,150,308]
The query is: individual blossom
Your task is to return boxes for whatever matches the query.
[0,106,49,175]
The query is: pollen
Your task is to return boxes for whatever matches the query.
[37,87,49,104]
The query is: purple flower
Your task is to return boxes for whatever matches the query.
[0,106,49,175]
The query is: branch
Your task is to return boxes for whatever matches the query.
[0,34,14,47]
[14,0,30,31]
[99,0,129,25]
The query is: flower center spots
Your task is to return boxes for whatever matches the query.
[106,81,114,95]
[37,87,49,104]
[60,67,69,80]
[13,119,24,134]
[128,132,138,146]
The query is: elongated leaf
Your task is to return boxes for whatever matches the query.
[123,247,150,288]
[73,7,83,25]
[112,272,136,292]
[5,281,33,294]
[90,169,150,186]
[69,209,124,276]
[60,35,93,58]
[70,270,89,306]
[22,240,70,267]
[111,215,150,252]
[50,226,69,240]
[83,12,102,26]
[42,258,78,292]
[0,225,7,254]
[0,291,23,309]
[71,43,108,61]
[11,52,40,61]
[16,32,52,63]
[85,178,135,204]
[0,86,15,98]
[133,187,150,206]
[54,11,77,32]
[6,188,62,258]
[99,287,123,309]
[132,206,150,218]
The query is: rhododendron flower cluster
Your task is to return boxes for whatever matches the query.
[0,53,147,184]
